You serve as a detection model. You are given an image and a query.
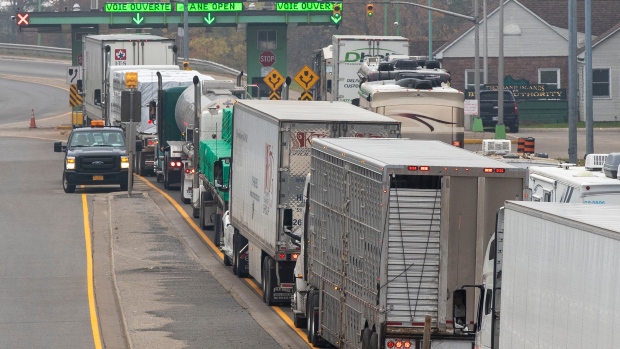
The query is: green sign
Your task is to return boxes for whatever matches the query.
[176,3,243,12]
[276,2,340,11]
[105,3,172,12]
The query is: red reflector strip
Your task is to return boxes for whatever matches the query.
[280,283,294,288]
[495,168,506,173]
[483,168,494,173]
[407,166,418,171]
[386,321,403,326]
[419,166,430,171]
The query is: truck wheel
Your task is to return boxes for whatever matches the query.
[306,290,316,343]
[361,328,372,349]
[62,173,76,193]
[262,256,277,305]
[156,173,164,183]
[232,232,240,275]
[510,123,519,133]
[120,182,128,191]
[136,152,143,176]
[233,232,248,278]
[181,179,190,204]
[199,192,207,229]
[307,289,325,346]
[369,332,378,349]
[163,154,170,189]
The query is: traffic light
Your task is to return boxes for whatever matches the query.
[332,4,341,19]
[149,100,157,122]
[366,3,374,17]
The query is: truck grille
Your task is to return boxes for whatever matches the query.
[78,156,119,173]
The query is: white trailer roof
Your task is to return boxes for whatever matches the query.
[86,34,172,41]
[313,138,523,170]
[505,201,620,238]
[530,165,620,189]
[235,100,399,123]
[333,35,408,41]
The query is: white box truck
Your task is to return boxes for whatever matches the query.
[292,138,527,349]
[82,34,176,123]
[473,201,620,349]
[330,35,409,103]
[222,100,401,305]
[529,153,620,204]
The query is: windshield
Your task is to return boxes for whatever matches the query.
[70,131,125,147]
[480,91,514,101]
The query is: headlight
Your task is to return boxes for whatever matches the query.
[66,157,75,170]
[121,156,129,169]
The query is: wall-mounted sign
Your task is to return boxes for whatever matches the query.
[275,2,340,11]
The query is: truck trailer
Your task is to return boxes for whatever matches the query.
[82,34,176,124]
[292,138,527,349]
[222,100,401,305]
[326,35,409,103]
[473,201,620,349]
[529,153,620,204]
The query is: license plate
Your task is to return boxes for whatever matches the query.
[93,175,104,181]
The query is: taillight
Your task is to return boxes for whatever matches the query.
[452,140,461,147]
[387,341,395,348]
[147,139,155,146]
[176,161,182,167]
[514,102,519,115]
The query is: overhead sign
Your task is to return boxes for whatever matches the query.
[260,51,276,67]
[16,13,29,26]
[105,3,171,12]
[276,2,340,11]
[176,3,243,12]
[294,65,318,91]
[263,69,285,91]
[66,66,82,85]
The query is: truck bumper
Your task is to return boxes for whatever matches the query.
[64,170,128,185]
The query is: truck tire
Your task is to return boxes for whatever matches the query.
[307,289,325,346]
[233,232,248,278]
[369,332,378,349]
[199,192,209,229]
[120,182,128,191]
[306,290,316,343]
[62,172,76,193]
[163,155,170,190]
[136,151,143,176]
[510,123,519,133]
[181,177,190,204]
[156,173,164,183]
[262,256,277,305]
[223,253,232,266]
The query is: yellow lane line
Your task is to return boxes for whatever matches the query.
[82,194,103,349]
[137,176,314,347]
[0,74,69,91]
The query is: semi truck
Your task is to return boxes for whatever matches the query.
[82,34,176,124]
[222,100,402,305]
[528,153,620,204]
[291,138,527,349]
[172,77,246,211]
[471,201,620,349]
[110,69,214,176]
[358,79,465,147]
[317,35,409,103]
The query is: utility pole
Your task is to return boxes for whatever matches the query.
[483,0,488,84]
[585,0,593,155]
[474,0,480,135]
[495,0,505,139]
[428,0,432,60]
[183,0,189,60]
[568,0,578,163]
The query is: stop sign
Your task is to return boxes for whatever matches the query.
[259,51,276,67]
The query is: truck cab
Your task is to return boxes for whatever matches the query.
[53,120,141,193]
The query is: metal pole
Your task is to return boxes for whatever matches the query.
[395,3,400,36]
[585,0,593,155]
[483,0,488,84]
[474,0,480,130]
[383,4,387,35]
[183,0,189,60]
[568,0,578,163]
[192,76,200,200]
[495,0,505,139]
[37,0,41,46]
[428,0,432,60]
[128,90,134,196]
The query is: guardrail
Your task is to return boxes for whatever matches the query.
[0,43,243,77]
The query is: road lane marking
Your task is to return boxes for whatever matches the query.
[137,175,315,347]
[82,194,103,349]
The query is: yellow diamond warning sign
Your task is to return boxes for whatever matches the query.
[263,69,285,91]
[300,91,313,101]
[294,65,318,91]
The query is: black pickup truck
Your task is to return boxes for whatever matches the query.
[54,123,140,193]
[479,90,519,132]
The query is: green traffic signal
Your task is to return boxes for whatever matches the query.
[366,3,374,17]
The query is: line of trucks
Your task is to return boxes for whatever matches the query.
[78,33,620,349]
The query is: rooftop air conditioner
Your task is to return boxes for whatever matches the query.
[482,139,511,156]
[584,153,607,170]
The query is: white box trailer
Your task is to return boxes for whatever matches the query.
[528,153,620,204]
[82,34,176,123]
[225,100,401,305]
[293,138,527,349]
[476,201,620,349]
[332,35,409,103]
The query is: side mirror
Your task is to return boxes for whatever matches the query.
[54,141,64,152]
[453,289,467,330]
[135,140,143,152]
[94,89,101,106]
